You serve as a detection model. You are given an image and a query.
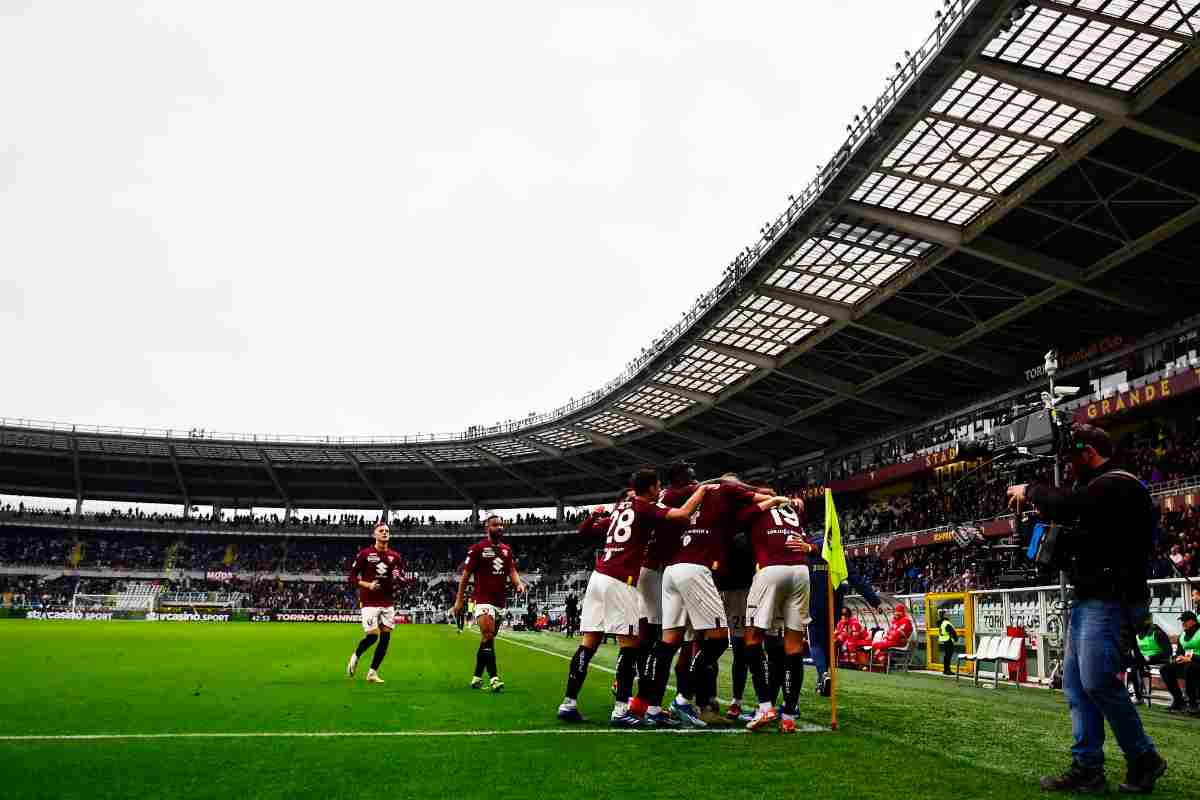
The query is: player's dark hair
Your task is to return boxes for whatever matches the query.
[631,467,660,495]
[667,461,694,484]
[1072,423,1113,458]
[613,488,633,505]
[483,514,501,526]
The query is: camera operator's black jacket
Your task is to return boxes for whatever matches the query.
[1027,461,1154,605]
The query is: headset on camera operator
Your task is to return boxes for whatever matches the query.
[1006,423,1166,794]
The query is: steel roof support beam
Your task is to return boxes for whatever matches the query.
[843,200,1156,313]
[775,200,1200,433]
[695,340,777,369]
[850,311,1019,377]
[473,447,557,502]
[71,437,82,509]
[771,365,923,418]
[257,449,292,511]
[1025,1,1199,46]
[753,286,855,322]
[969,56,1200,153]
[167,445,190,514]
[570,425,668,465]
[644,380,716,406]
[344,451,390,511]
[922,110,1061,149]
[414,451,475,506]
[518,437,613,483]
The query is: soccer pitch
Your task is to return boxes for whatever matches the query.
[1,622,1197,799]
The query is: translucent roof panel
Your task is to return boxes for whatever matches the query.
[984,1,1194,92]
[852,172,993,224]
[263,448,347,463]
[171,443,261,460]
[853,69,1098,226]
[419,446,480,463]
[478,438,541,459]
[650,345,757,396]
[699,294,828,358]
[578,411,643,438]
[530,427,591,450]
[933,70,1096,143]
[615,386,696,421]
[355,448,424,464]
[768,222,932,303]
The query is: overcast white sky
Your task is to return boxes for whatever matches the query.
[2,0,945,438]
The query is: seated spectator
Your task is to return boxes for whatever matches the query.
[834,608,868,661]
[867,604,914,658]
[1161,611,1200,714]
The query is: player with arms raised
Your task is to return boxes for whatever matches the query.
[347,522,406,683]
[558,468,710,728]
[739,494,812,733]
[452,515,525,692]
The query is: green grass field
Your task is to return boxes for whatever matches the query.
[1,621,1197,799]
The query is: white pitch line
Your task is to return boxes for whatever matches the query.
[496,633,732,705]
[0,728,757,743]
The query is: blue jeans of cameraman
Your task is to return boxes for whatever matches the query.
[1064,600,1156,769]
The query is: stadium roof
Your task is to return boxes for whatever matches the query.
[3,0,1198,510]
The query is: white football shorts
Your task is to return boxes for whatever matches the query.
[474,604,500,626]
[361,606,396,632]
[722,588,750,637]
[637,566,663,625]
[662,562,727,632]
[746,564,811,633]
[580,571,640,636]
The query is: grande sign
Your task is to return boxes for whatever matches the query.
[1073,368,1200,423]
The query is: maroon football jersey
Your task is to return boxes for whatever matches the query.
[348,546,405,607]
[736,503,808,568]
[593,497,670,586]
[654,482,698,567]
[669,480,756,571]
[462,538,517,607]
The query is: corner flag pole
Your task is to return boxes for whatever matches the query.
[821,488,848,732]
[828,572,838,731]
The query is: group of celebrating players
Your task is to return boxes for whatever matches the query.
[344,461,887,733]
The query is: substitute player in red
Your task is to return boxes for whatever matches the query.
[452,514,525,692]
[347,522,406,683]
[557,467,710,728]
[737,494,812,733]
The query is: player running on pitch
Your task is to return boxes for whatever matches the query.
[738,493,812,733]
[452,514,525,692]
[558,468,710,728]
[347,522,406,683]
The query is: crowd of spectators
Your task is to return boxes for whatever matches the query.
[0,503,590,534]
[3,422,1197,604]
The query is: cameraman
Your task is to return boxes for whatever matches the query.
[1007,424,1166,794]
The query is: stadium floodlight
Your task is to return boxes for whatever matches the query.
[1053,386,1080,397]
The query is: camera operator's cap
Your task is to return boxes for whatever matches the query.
[1179,611,1198,623]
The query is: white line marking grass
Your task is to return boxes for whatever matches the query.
[0,728,791,742]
